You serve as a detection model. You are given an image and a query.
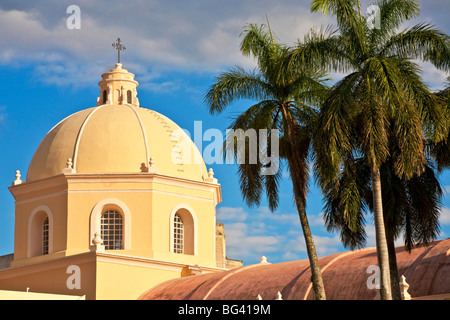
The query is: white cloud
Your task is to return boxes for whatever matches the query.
[0,1,334,87]
[223,221,285,262]
[217,205,343,264]
[283,234,343,257]
[1,1,447,90]
[216,206,248,222]
[440,207,450,225]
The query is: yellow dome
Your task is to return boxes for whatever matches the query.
[26,103,208,182]
[27,63,209,183]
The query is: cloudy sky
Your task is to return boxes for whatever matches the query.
[0,0,449,265]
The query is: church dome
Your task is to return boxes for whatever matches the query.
[26,64,208,182]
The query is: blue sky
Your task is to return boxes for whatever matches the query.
[0,0,449,265]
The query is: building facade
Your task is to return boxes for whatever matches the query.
[0,63,241,300]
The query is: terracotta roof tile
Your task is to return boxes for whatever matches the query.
[139,239,450,300]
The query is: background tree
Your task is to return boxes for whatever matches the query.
[294,0,450,299]
[204,23,329,299]
[321,146,443,299]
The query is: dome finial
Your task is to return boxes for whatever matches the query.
[12,170,23,186]
[63,157,76,174]
[205,168,218,183]
[96,41,139,107]
[112,38,126,64]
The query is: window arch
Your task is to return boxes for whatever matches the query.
[28,205,53,258]
[101,209,123,250]
[170,204,197,255]
[90,198,131,250]
[103,90,107,103]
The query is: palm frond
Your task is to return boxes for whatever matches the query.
[370,0,420,45]
[204,67,272,115]
[313,71,362,186]
[406,164,443,250]
[290,26,354,74]
[381,23,450,71]
[321,157,370,249]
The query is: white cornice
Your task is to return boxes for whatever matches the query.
[10,172,222,206]
[0,251,227,280]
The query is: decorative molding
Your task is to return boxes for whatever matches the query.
[125,104,150,170]
[72,105,107,171]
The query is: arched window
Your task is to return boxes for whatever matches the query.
[42,217,49,255]
[127,90,132,104]
[90,198,131,250]
[101,209,123,250]
[173,214,184,254]
[103,90,107,103]
[170,205,197,255]
[28,205,53,258]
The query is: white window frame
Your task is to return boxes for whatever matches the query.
[90,198,131,250]
[169,204,198,255]
[27,205,53,258]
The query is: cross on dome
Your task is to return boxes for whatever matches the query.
[112,38,126,63]
[96,40,140,107]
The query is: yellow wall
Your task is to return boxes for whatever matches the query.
[1,63,236,300]
[0,252,226,300]
[10,175,69,264]
[95,257,180,300]
[0,254,97,299]
[4,170,225,299]
[9,173,220,268]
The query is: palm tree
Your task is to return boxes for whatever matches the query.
[204,23,329,299]
[321,148,443,299]
[294,0,450,299]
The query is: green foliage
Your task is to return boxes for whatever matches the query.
[307,0,449,252]
[204,22,329,212]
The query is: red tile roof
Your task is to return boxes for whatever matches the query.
[139,238,450,300]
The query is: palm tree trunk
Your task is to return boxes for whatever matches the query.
[386,228,402,300]
[282,104,326,300]
[290,159,327,300]
[371,168,392,300]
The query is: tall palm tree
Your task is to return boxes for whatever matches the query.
[204,23,329,299]
[294,0,450,299]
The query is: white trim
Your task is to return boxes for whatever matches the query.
[27,205,54,258]
[72,105,107,170]
[14,188,214,206]
[25,109,89,181]
[169,203,198,256]
[126,105,150,168]
[89,198,131,250]
[0,251,227,281]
